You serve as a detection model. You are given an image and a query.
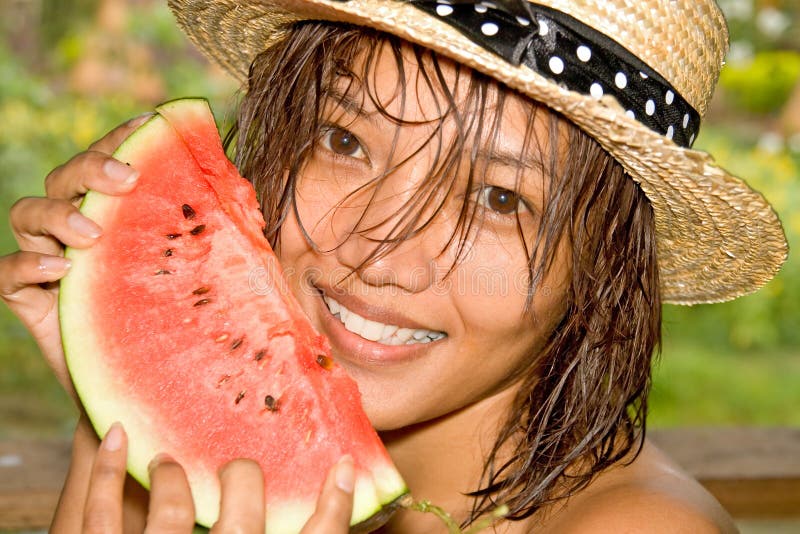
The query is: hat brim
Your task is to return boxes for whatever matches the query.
[168,0,788,304]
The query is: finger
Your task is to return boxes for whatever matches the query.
[0,251,71,298]
[44,150,140,202]
[300,456,355,534]
[211,459,265,534]
[43,112,151,202]
[0,253,74,399]
[82,422,127,534]
[144,454,196,534]
[11,197,102,254]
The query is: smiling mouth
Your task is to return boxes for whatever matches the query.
[322,295,447,346]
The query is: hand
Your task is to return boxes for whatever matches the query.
[74,423,355,533]
[0,114,150,399]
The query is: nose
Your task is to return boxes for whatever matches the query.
[334,187,447,293]
[334,227,442,293]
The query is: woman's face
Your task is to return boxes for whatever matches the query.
[276,44,571,431]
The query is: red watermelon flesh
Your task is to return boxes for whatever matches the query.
[60,98,408,533]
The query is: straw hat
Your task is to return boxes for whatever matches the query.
[167,0,788,304]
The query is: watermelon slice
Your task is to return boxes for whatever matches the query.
[60,98,408,533]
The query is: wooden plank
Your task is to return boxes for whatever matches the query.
[0,438,70,529]
[0,427,798,528]
[650,427,800,518]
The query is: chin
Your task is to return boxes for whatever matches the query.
[344,372,426,432]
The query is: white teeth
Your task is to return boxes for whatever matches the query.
[360,319,385,342]
[323,295,446,346]
[344,311,365,334]
[381,324,399,339]
[395,328,415,344]
[327,298,340,315]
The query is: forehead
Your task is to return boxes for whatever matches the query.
[329,39,556,155]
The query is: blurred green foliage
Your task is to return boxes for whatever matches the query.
[719,0,800,51]
[0,0,798,437]
[0,0,238,245]
[650,341,800,426]
[719,50,800,114]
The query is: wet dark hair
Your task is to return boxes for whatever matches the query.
[228,22,660,527]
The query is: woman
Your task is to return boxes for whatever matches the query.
[0,0,787,532]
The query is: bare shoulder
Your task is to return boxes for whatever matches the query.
[524,439,739,534]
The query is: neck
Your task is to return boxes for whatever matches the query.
[377,386,519,532]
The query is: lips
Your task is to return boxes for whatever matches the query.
[322,294,447,345]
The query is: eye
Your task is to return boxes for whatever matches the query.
[320,126,367,160]
[477,186,527,215]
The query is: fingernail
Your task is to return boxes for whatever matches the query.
[103,422,124,451]
[148,452,174,473]
[67,212,102,239]
[39,255,71,275]
[335,455,354,494]
[103,159,139,184]
[127,111,155,128]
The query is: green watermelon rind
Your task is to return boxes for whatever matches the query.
[61,113,171,503]
[60,99,408,532]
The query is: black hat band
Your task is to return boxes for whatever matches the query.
[406,0,702,148]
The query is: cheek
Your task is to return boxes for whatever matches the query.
[275,174,340,260]
[453,239,570,358]
[274,210,306,263]
[284,163,376,253]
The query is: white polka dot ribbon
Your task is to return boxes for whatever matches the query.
[407,0,701,148]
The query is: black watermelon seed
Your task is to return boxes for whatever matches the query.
[316,354,333,370]
[235,390,246,404]
[192,286,210,295]
[163,249,173,257]
[182,204,196,220]
[254,350,266,362]
[193,298,211,307]
[230,337,244,351]
[154,269,171,275]
[264,395,279,411]
[190,225,206,235]
[166,233,182,239]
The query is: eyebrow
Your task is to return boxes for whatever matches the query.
[322,86,383,127]
[476,148,547,176]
